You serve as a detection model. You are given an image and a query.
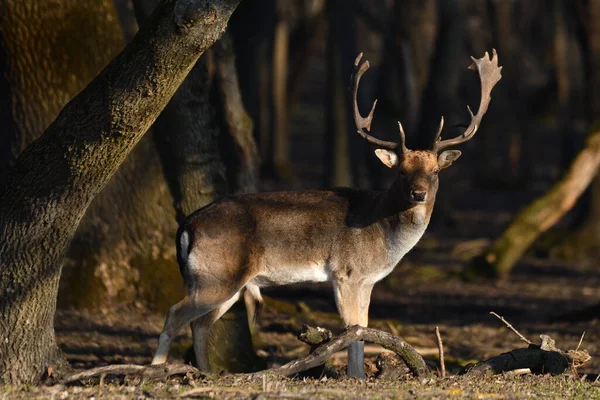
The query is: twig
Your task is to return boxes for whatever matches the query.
[576,332,586,352]
[179,387,252,398]
[571,331,587,379]
[435,327,446,378]
[61,364,200,384]
[489,312,532,345]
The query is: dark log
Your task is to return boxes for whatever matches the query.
[463,334,591,376]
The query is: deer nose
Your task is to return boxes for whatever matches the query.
[411,190,427,202]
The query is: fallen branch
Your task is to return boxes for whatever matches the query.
[262,325,431,378]
[330,344,439,362]
[61,326,430,384]
[61,364,200,384]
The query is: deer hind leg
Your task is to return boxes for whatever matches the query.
[333,281,374,379]
[152,295,218,365]
[244,282,264,329]
[190,290,243,372]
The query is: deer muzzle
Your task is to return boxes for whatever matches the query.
[410,190,427,203]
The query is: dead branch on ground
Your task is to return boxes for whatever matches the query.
[259,325,431,378]
[60,325,430,385]
[61,364,200,384]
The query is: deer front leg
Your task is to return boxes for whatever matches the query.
[333,281,374,379]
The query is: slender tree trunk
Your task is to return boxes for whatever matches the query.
[229,0,276,178]
[213,34,260,195]
[114,0,139,41]
[414,0,463,225]
[271,0,291,178]
[0,0,239,384]
[324,0,357,188]
[133,0,260,372]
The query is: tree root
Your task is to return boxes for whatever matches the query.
[61,364,201,384]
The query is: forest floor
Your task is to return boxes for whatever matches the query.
[5,210,600,399]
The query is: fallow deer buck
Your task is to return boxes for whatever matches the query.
[152,50,502,378]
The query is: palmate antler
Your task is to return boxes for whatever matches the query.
[351,51,501,154]
[350,53,408,153]
[432,49,503,153]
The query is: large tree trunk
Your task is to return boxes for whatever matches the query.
[0,1,125,188]
[0,1,184,314]
[0,0,239,384]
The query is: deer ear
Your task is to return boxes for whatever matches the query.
[438,150,461,169]
[375,149,399,168]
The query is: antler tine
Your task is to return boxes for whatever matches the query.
[397,121,408,153]
[433,49,502,153]
[432,116,444,146]
[351,53,399,151]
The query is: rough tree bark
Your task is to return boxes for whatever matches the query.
[0,0,240,384]
[0,0,125,188]
[0,0,187,313]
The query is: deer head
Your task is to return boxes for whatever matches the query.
[351,51,502,205]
